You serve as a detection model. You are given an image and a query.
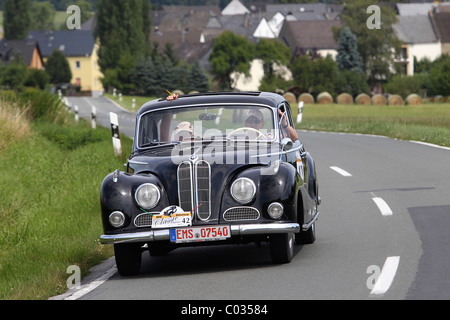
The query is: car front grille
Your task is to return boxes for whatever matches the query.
[177,160,211,221]
[223,207,260,221]
[134,212,155,227]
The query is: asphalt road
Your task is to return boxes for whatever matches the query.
[57,97,450,300]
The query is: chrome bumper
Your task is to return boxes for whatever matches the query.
[99,223,300,245]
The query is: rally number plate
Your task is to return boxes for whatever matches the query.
[151,213,192,229]
[170,225,231,243]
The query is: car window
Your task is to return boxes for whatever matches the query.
[137,105,276,148]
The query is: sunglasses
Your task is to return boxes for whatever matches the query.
[245,118,261,125]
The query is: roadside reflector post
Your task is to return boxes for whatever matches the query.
[91,106,97,129]
[74,105,79,122]
[132,98,136,109]
[110,112,122,157]
[297,101,304,123]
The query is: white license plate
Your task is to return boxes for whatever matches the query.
[152,213,192,229]
[170,225,231,243]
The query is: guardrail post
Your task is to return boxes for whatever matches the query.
[110,112,122,157]
[297,101,304,123]
[91,106,97,129]
[74,105,79,122]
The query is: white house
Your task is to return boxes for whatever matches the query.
[393,15,441,75]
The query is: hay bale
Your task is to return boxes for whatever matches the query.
[336,93,353,105]
[406,94,422,105]
[298,93,314,104]
[371,94,386,105]
[317,92,333,104]
[283,92,297,104]
[188,90,199,95]
[355,93,371,105]
[388,94,404,106]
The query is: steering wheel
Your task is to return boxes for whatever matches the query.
[226,127,267,141]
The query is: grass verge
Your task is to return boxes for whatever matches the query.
[0,117,132,299]
[291,103,450,148]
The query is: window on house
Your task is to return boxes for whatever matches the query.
[75,61,81,69]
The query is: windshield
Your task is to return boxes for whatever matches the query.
[137,105,276,148]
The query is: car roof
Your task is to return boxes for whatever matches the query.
[137,91,286,116]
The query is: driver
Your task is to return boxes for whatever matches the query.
[244,109,299,141]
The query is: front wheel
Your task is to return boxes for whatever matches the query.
[114,243,142,276]
[296,222,316,245]
[270,233,294,264]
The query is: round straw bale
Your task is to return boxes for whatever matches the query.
[355,93,371,105]
[316,92,333,104]
[371,94,386,105]
[298,93,314,104]
[388,94,404,106]
[188,90,199,95]
[336,93,353,105]
[283,92,297,104]
[406,94,422,105]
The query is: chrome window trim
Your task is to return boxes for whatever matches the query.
[135,103,278,151]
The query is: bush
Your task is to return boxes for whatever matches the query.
[383,74,429,98]
[19,89,66,123]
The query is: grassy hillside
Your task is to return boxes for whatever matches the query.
[0,93,132,299]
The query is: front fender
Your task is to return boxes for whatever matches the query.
[100,171,169,234]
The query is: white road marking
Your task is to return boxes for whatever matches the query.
[372,197,393,216]
[330,166,352,177]
[370,256,400,296]
[64,265,117,300]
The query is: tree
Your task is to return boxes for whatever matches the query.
[45,50,72,84]
[3,0,31,40]
[336,27,363,73]
[338,0,401,86]
[429,55,450,96]
[30,1,55,31]
[189,61,209,93]
[209,31,255,90]
[256,38,291,81]
[95,0,151,90]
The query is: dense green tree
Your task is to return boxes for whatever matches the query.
[336,27,363,73]
[30,1,55,31]
[209,31,255,90]
[0,56,28,89]
[3,0,31,40]
[95,0,151,90]
[45,49,72,84]
[338,0,401,85]
[256,38,291,81]
[189,61,209,93]
[429,55,450,96]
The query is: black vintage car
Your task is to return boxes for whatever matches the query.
[100,91,320,276]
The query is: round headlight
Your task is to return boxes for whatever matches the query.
[135,183,160,209]
[109,211,125,228]
[231,178,256,204]
[268,202,284,219]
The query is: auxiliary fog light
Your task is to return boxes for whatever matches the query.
[268,202,284,219]
[109,211,125,228]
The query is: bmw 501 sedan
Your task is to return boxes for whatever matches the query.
[99,91,321,276]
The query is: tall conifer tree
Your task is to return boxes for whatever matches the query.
[3,0,31,40]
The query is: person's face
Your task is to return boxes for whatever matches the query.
[245,117,264,130]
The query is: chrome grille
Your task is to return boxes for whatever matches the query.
[177,160,211,221]
[196,161,211,220]
[177,162,193,213]
[223,207,260,221]
[134,213,156,227]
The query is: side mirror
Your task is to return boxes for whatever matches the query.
[280,138,293,151]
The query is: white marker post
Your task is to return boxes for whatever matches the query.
[297,101,304,123]
[110,112,122,157]
[132,98,136,110]
[91,106,97,129]
[74,105,79,122]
